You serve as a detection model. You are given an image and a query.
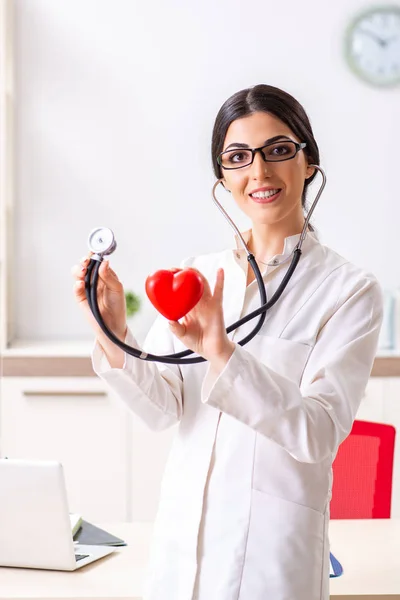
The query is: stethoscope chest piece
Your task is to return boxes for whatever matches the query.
[88,227,117,258]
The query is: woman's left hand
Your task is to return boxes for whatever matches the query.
[168,268,235,367]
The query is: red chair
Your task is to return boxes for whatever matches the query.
[330,420,396,519]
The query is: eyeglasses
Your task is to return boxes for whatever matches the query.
[217,140,307,170]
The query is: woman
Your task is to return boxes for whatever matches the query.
[72,84,383,600]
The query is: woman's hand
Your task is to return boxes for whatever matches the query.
[71,256,127,341]
[168,268,235,368]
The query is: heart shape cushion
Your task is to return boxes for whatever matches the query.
[145,268,204,321]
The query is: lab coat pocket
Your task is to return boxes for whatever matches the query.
[248,335,312,385]
[240,489,326,600]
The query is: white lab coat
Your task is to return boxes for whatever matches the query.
[92,230,383,600]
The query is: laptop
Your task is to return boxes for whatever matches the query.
[0,458,115,570]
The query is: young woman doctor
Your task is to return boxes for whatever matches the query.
[72,84,383,600]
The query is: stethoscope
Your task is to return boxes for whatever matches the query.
[85,165,326,364]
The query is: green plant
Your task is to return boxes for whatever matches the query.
[125,290,141,318]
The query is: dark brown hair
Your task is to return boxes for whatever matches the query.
[211,84,320,215]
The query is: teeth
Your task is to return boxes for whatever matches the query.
[251,189,280,199]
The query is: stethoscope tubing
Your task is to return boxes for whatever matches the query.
[85,165,325,364]
[85,252,269,364]
[85,249,301,364]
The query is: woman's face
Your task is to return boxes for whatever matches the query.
[220,111,314,228]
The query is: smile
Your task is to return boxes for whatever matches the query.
[249,189,282,204]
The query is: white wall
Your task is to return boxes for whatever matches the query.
[12,0,400,343]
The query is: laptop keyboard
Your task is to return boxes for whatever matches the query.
[75,553,90,561]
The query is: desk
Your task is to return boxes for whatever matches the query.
[329,519,400,599]
[1,520,399,599]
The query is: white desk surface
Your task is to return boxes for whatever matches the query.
[1,519,399,600]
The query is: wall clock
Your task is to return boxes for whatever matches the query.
[344,5,400,87]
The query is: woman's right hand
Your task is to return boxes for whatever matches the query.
[71,256,128,341]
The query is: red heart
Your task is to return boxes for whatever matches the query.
[145,268,204,321]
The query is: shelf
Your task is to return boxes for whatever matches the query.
[371,355,400,377]
[1,338,94,357]
[0,339,94,376]
[2,344,400,377]
[1,356,94,377]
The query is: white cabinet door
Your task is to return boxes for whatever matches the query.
[0,377,129,522]
[128,414,176,521]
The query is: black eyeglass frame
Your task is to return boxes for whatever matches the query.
[217,141,307,170]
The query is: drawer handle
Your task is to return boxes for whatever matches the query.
[23,391,107,397]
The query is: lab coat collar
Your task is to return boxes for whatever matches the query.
[233,228,319,257]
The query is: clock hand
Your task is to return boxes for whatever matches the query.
[377,34,400,49]
[358,28,387,47]
[384,34,400,45]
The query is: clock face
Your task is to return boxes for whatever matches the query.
[345,6,400,86]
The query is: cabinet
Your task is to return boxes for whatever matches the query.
[0,377,129,522]
[128,416,176,522]
[0,376,176,523]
